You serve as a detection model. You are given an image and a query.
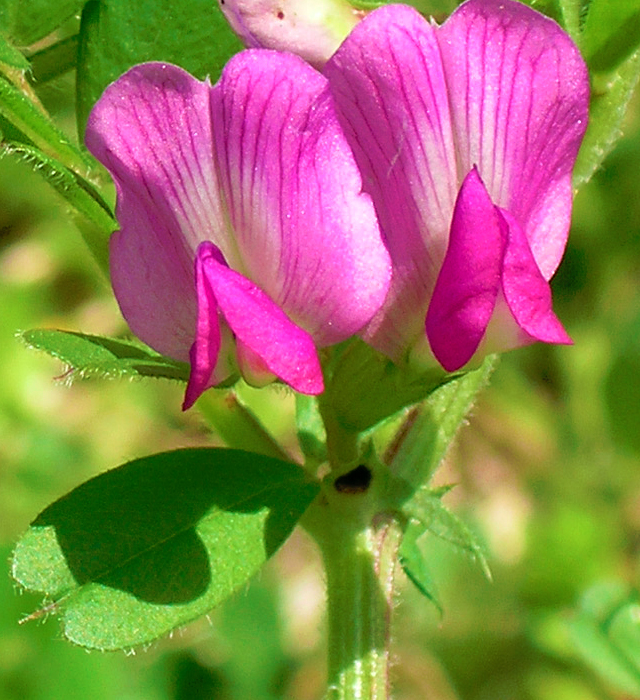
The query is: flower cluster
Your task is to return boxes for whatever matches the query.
[85,0,589,408]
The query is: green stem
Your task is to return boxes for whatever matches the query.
[305,488,401,700]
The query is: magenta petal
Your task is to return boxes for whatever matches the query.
[325,4,457,357]
[426,169,507,371]
[197,243,324,395]
[499,209,572,345]
[438,0,589,278]
[183,244,225,411]
[86,63,225,362]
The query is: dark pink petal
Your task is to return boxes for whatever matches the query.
[426,169,507,371]
[499,209,572,344]
[183,245,224,411]
[438,0,589,278]
[211,50,390,346]
[325,4,457,358]
[86,63,225,361]
[193,243,324,397]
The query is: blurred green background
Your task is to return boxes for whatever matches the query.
[2,7,640,700]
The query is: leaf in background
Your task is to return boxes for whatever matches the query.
[386,357,495,491]
[569,582,640,696]
[574,49,640,188]
[12,448,319,650]
[399,519,442,612]
[582,0,640,72]
[0,0,85,46]
[20,329,190,383]
[76,0,242,136]
[27,34,79,84]
[2,142,113,273]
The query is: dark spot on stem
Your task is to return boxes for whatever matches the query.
[277,10,285,19]
[334,465,372,494]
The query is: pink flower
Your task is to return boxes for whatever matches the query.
[85,52,391,408]
[325,0,589,371]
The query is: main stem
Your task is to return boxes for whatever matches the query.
[306,496,401,700]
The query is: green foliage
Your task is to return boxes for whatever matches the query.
[574,49,640,187]
[569,582,640,695]
[0,73,92,177]
[12,448,319,650]
[20,329,191,383]
[400,490,491,595]
[581,0,640,72]
[75,0,242,135]
[399,519,442,611]
[0,0,84,46]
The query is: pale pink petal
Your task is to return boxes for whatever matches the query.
[192,242,324,398]
[324,4,457,358]
[211,50,390,346]
[438,0,589,277]
[85,63,226,361]
[499,209,572,344]
[426,169,507,371]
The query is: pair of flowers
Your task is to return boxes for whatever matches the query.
[85,0,589,409]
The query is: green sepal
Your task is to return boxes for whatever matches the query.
[19,329,190,383]
[12,448,319,650]
[196,390,291,462]
[324,339,451,433]
[296,394,328,466]
[386,356,496,491]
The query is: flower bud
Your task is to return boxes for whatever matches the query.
[218,0,367,68]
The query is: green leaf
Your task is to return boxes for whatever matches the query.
[582,0,640,72]
[0,31,29,71]
[325,339,451,433]
[20,329,190,383]
[12,448,319,650]
[402,491,491,580]
[2,142,113,273]
[387,357,496,490]
[569,582,640,695]
[76,0,242,136]
[0,73,93,177]
[399,520,442,611]
[0,0,85,46]
[574,49,640,188]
